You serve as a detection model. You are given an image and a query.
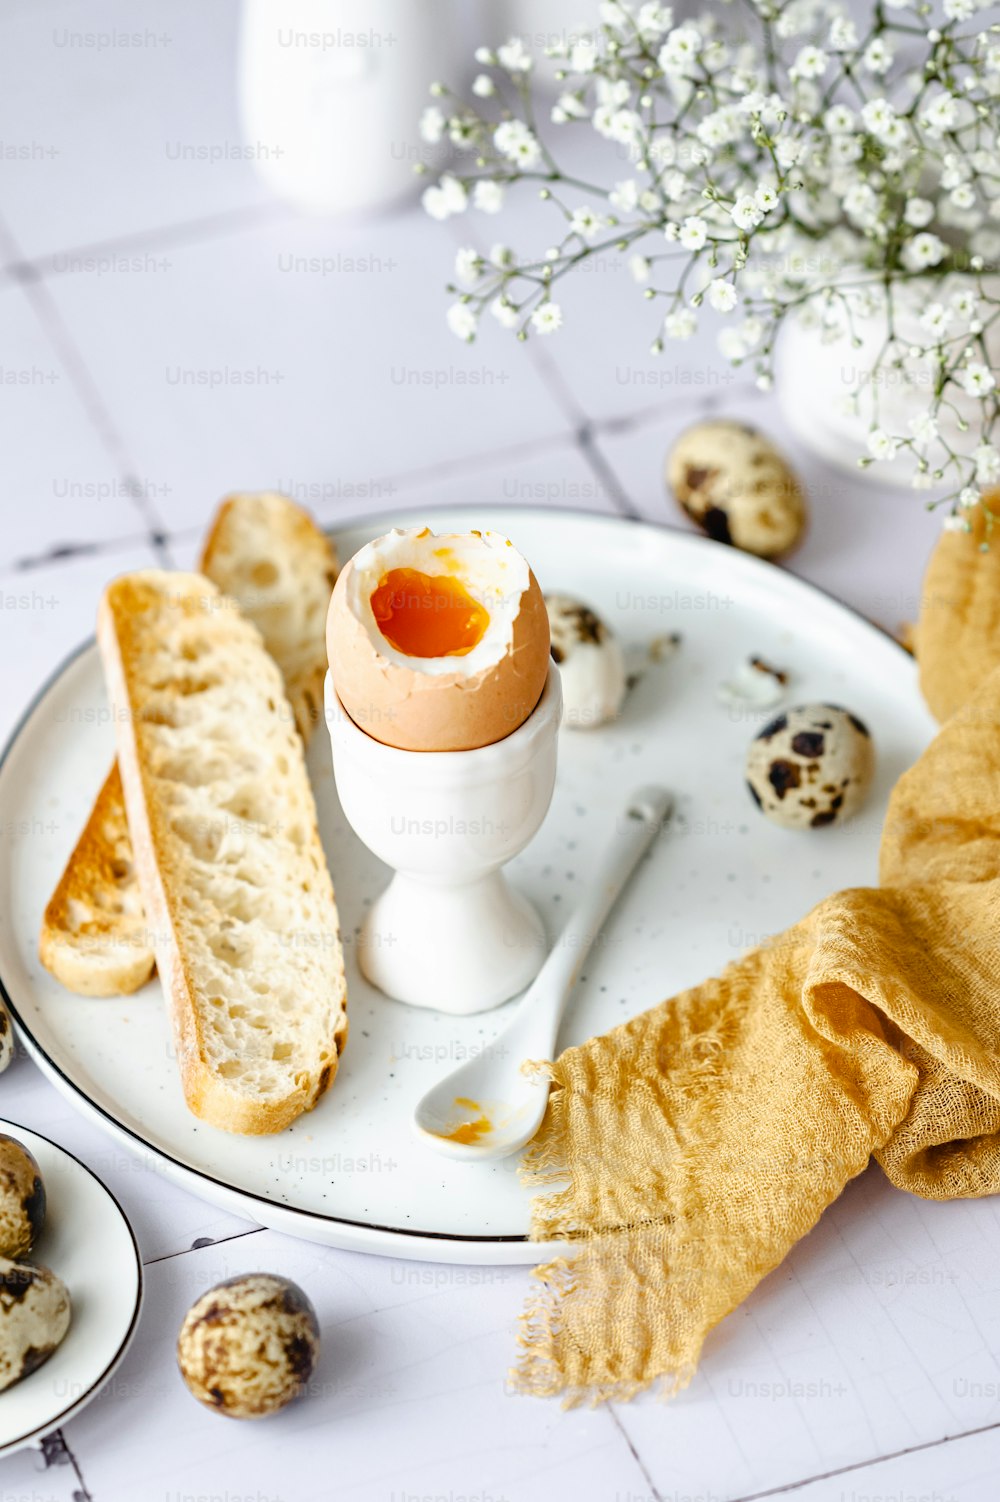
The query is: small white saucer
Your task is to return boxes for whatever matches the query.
[0,1120,142,1457]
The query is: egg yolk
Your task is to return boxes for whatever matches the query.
[370,568,489,659]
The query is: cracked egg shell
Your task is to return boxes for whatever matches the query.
[177,1274,320,1420]
[0,1135,45,1259]
[746,704,875,830]
[667,419,806,558]
[545,594,627,729]
[0,1258,71,1393]
[326,528,550,751]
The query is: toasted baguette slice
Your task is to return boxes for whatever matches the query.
[38,763,154,996]
[199,492,338,741]
[39,493,337,997]
[98,570,347,1135]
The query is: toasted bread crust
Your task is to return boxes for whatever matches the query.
[98,571,346,1135]
[39,493,337,999]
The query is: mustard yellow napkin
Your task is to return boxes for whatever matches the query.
[513,654,1000,1404]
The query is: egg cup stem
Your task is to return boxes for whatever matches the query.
[325,668,562,1015]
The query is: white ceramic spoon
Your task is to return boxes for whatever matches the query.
[413,785,674,1163]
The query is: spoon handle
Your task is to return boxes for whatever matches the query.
[537,785,674,1035]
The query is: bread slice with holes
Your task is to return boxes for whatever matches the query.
[97,570,347,1135]
[39,493,337,997]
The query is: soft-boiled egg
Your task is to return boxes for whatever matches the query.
[326,527,550,752]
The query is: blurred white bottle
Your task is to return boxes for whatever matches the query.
[238,0,458,215]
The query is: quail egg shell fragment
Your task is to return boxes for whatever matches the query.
[667,419,807,558]
[177,1273,320,1419]
[0,1257,71,1393]
[0,1135,45,1260]
[327,527,550,751]
[746,704,875,830]
[545,594,627,729]
[718,655,789,711]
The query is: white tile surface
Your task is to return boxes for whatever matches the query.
[593,388,945,632]
[0,4,991,1493]
[0,286,148,567]
[0,0,268,262]
[62,1233,648,1502]
[44,211,573,534]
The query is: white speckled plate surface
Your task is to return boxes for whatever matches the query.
[0,509,936,1262]
[0,1121,141,1455]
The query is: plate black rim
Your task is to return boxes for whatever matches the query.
[0,1118,144,1455]
[0,506,916,1250]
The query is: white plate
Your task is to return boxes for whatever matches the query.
[0,509,936,1262]
[0,1121,142,1455]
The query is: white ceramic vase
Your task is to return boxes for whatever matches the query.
[775,274,999,488]
[238,0,457,215]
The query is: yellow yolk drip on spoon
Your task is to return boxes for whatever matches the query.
[370,568,490,658]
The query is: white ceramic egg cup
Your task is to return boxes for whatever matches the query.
[324,667,562,1014]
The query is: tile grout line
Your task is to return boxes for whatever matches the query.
[729,1417,1000,1502]
[40,1428,93,1501]
[6,200,298,287]
[607,1404,665,1502]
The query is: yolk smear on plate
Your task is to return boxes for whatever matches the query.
[439,1097,492,1145]
[370,568,489,659]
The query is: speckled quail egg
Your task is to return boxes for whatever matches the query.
[0,1257,71,1392]
[177,1274,320,1419]
[746,704,875,830]
[0,1003,13,1076]
[545,594,627,729]
[667,419,807,558]
[0,1135,45,1260]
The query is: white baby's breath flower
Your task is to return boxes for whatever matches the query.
[792,45,828,78]
[474,46,495,65]
[920,93,958,136]
[446,302,477,341]
[861,97,896,139]
[472,74,495,99]
[570,205,604,240]
[920,302,953,336]
[958,485,981,509]
[422,174,468,221]
[554,93,589,123]
[862,38,893,75]
[908,411,939,443]
[473,180,504,214]
[658,25,701,78]
[902,231,946,270]
[419,106,446,145]
[629,254,653,283]
[664,307,697,339]
[570,37,599,73]
[943,0,975,18]
[453,247,481,287]
[497,37,532,72]
[824,104,855,134]
[951,184,977,210]
[962,362,996,397]
[731,194,764,231]
[707,278,738,311]
[531,302,563,335]
[494,120,541,168]
[490,244,514,268]
[974,443,1000,482]
[637,3,673,39]
[755,184,778,213]
[951,288,977,321]
[718,326,747,360]
[490,296,520,330]
[679,215,708,250]
[867,428,899,461]
[829,16,858,50]
[904,197,935,228]
[942,513,968,531]
[610,179,639,213]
